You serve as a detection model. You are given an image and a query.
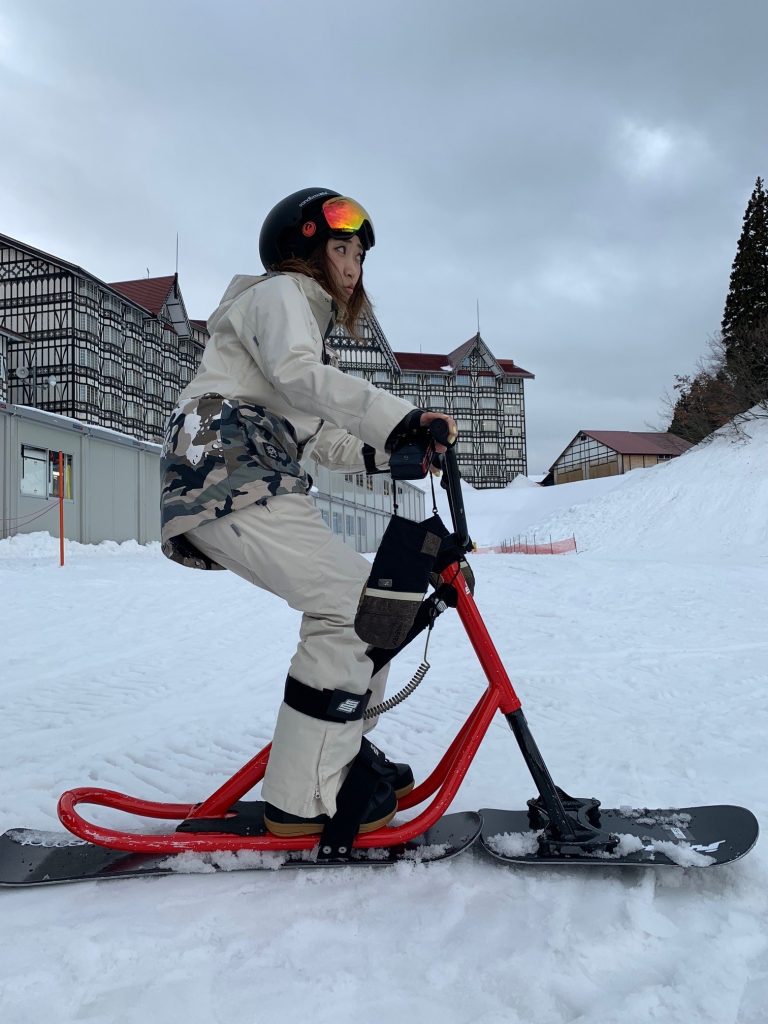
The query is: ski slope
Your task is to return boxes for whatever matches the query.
[1,417,767,1024]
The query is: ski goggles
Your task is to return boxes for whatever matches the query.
[321,196,375,249]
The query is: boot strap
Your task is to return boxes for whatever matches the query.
[283,674,371,723]
[317,741,389,860]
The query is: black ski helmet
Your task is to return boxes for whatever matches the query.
[258,187,375,270]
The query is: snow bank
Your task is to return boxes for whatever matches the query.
[0,531,160,561]
[523,415,768,558]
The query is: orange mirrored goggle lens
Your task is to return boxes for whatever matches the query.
[321,197,374,245]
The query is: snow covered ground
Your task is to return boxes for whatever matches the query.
[1,417,767,1024]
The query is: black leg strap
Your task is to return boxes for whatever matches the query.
[283,674,372,723]
[317,741,389,860]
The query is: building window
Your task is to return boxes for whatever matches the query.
[78,279,98,299]
[320,508,330,526]
[77,312,99,334]
[76,347,99,369]
[477,375,496,388]
[456,374,470,387]
[77,384,99,404]
[20,445,73,499]
[332,511,342,534]
[428,374,444,385]
[50,451,74,498]
[456,395,472,408]
[346,513,355,536]
[20,445,47,497]
[478,397,496,409]
[103,393,122,413]
[373,371,389,383]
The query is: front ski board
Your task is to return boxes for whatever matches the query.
[479,804,758,867]
[0,811,481,887]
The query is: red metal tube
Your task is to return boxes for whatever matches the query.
[187,745,271,819]
[56,693,496,855]
[443,568,522,714]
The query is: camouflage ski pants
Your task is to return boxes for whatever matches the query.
[187,494,390,819]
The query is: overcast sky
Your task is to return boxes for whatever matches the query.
[2,1,766,472]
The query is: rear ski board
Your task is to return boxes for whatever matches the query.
[0,810,481,887]
[479,804,759,867]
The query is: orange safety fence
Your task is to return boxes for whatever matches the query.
[474,535,577,555]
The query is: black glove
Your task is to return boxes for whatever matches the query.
[385,409,426,452]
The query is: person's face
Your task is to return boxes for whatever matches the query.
[325,235,364,298]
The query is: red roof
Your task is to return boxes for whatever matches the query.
[108,275,176,315]
[392,351,533,377]
[582,431,693,457]
[447,337,477,368]
[393,352,450,371]
[190,318,208,332]
[497,359,534,378]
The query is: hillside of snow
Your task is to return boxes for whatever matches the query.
[1,415,767,1024]
[445,415,768,559]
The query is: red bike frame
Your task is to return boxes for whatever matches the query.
[59,435,582,855]
[57,565,528,855]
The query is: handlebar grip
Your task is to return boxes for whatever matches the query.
[428,419,451,446]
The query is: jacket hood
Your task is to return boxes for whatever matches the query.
[207,272,335,337]
[207,274,268,334]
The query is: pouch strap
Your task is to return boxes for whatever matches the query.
[283,674,371,723]
[362,443,386,475]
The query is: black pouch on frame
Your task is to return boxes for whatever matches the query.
[354,514,449,649]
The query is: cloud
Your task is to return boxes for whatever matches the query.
[615,119,714,184]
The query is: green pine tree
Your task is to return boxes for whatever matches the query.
[721,177,768,388]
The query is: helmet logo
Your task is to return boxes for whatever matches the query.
[302,221,317,238]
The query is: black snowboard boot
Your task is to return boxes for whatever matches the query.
[264,780,397,838]
[361,738,414,799]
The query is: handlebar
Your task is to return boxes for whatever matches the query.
[389,420,472,554]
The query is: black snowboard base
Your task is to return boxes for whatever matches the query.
[479,804,759,867]
[0,807,482,887]
[0,803,758,886]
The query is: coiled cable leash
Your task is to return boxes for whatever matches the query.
[364,617,435,720]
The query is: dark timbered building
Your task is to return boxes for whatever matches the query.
[331,316,534,487]
[1,231,533,487]
[0,233,205,443]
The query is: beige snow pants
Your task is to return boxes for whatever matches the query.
[187,494,389,819]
